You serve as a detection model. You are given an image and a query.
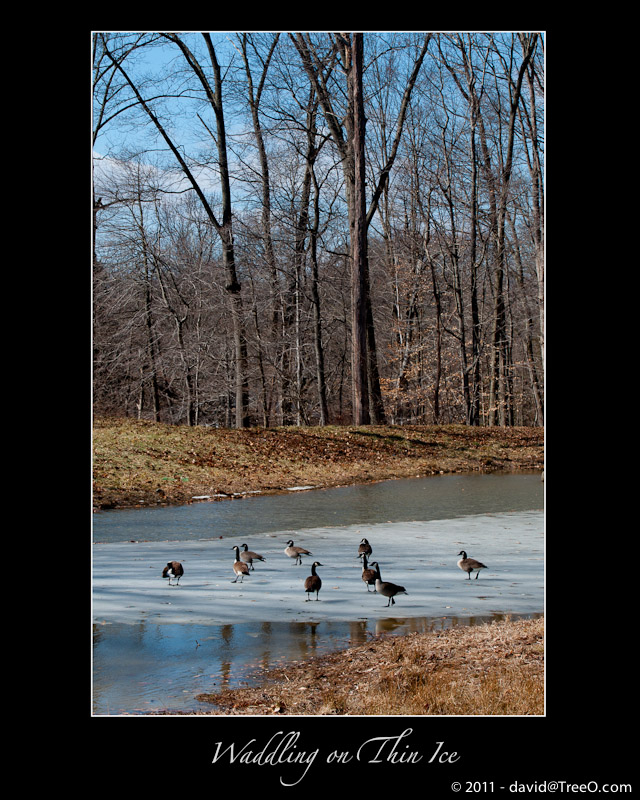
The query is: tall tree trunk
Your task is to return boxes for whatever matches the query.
[136,195,161,423]
[468,96,481,426]
[309,196,329,425]
[304,96,330,425]
[143,272,161,422]
[350,33,370,425]
[293,32,431,425]
[249,274,271,427]
[203,34,249,428]
[443,33,487,425]
[488,34,537,426]
[519,41,544,419]
[428,256,443,423]
[507,208,544,425]
[240,34,284,423]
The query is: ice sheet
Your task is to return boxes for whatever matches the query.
[93,511,544,626]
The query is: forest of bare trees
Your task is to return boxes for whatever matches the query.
[93,32,544,429]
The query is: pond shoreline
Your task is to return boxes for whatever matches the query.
[93,417,544,511]
[148,614,544,716]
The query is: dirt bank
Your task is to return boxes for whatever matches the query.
[93,417,544,510]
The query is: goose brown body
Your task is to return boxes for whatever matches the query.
[369,561,408,607]
[304,561,323,601]
[240,543,266,570]
[231,546,251,583]
[357,537,372,557]
[360,553,377,592]
[162,561,184,586]
[457,550,487,579]
[284,539,312,565]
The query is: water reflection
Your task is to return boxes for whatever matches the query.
[93,611,542,715]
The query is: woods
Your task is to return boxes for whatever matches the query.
[93,32,544,429]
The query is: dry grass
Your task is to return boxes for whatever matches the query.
[93,417,544,510]
[187,616,544,716]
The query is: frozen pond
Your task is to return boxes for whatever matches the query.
[92,473,544,715]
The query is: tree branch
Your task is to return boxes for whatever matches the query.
[366,33,432,228]
[101,36,223,234]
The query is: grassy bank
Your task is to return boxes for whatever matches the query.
[161,615,543,716]
[93,417,544,510]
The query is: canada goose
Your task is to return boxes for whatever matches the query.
[457,550,487,579]
[357,537,373,558]
[240,543,266,571]
[304,561,323,601]
[360,553,377,592]
[369,562,408,607]
[231,546,251,583]
[162,561,184,586]
[284,539,312,565]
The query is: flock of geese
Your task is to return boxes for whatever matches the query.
[162,537,488,607]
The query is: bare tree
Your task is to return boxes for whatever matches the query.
[94,32,544,430]
[350,32,370,424]
[100,32,250,428]
[292,32,431,424]
[486,33,538,425]
[518,35,545,399]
